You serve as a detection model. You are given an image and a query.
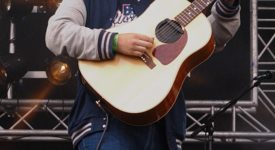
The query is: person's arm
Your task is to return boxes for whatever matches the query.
[208,0,241,52]
[45,0,153,60]
[45,0,117,60]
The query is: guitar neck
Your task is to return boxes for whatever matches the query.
[175,0,215,26]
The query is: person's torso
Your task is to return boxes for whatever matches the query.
[83,0,153,29]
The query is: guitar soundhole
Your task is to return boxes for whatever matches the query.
[155,19,184,43]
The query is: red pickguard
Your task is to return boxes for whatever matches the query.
[153,32,188,65]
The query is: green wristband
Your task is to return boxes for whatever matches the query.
[112,33,119,53]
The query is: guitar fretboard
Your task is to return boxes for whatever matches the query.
[175,0,215,26]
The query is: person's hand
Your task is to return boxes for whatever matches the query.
[116,33,154,57]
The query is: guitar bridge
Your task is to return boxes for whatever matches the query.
[140,53,156,69]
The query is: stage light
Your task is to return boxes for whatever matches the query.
[46,55,76,86]
[0,54,28,97]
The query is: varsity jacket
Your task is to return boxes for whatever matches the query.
[45,0,240,149]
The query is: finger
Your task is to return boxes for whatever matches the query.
[133,45,148,53]
[131,50,144,57]
[136,34,154,43]
[135,40,154,49]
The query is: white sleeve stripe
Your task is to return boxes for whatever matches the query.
[72,128,91,145]
[71,122,92,139]
[100,32,108,59]
[105,32,112,59]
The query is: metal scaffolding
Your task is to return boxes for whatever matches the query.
[185,0,275,144]
[0,0,274,144]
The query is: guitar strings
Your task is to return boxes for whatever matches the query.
[154,17,187,42]
[153,20,186,43]
[157,21,181,42]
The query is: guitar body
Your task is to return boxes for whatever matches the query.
[78,0,215,125]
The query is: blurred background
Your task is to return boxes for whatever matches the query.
[0,0,275,150]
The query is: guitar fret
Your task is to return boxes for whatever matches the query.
[190,3,201,13]
[176,8,196,26]
[201,0,212,6]
[186,6,197,17]
[196,0,207,9]
[200,0,207,6]
[189,4,200,16]
[185,9,194,18]
[206,0,212,5]
[179,4,201,24]
[175,16,188,26]
[178,10,190,22]
[181,17,189,26]
[175,14,189,26]
[193,1,204,11]
[182,11,193,22]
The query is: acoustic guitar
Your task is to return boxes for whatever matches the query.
[78,0,215,126]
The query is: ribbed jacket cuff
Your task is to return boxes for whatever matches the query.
[97,30,117,60]
[216,0,240,18]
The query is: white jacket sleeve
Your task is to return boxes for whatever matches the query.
[45,0,116,60]
[208,0,241,52]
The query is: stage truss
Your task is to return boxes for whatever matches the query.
[0,0,275,144]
